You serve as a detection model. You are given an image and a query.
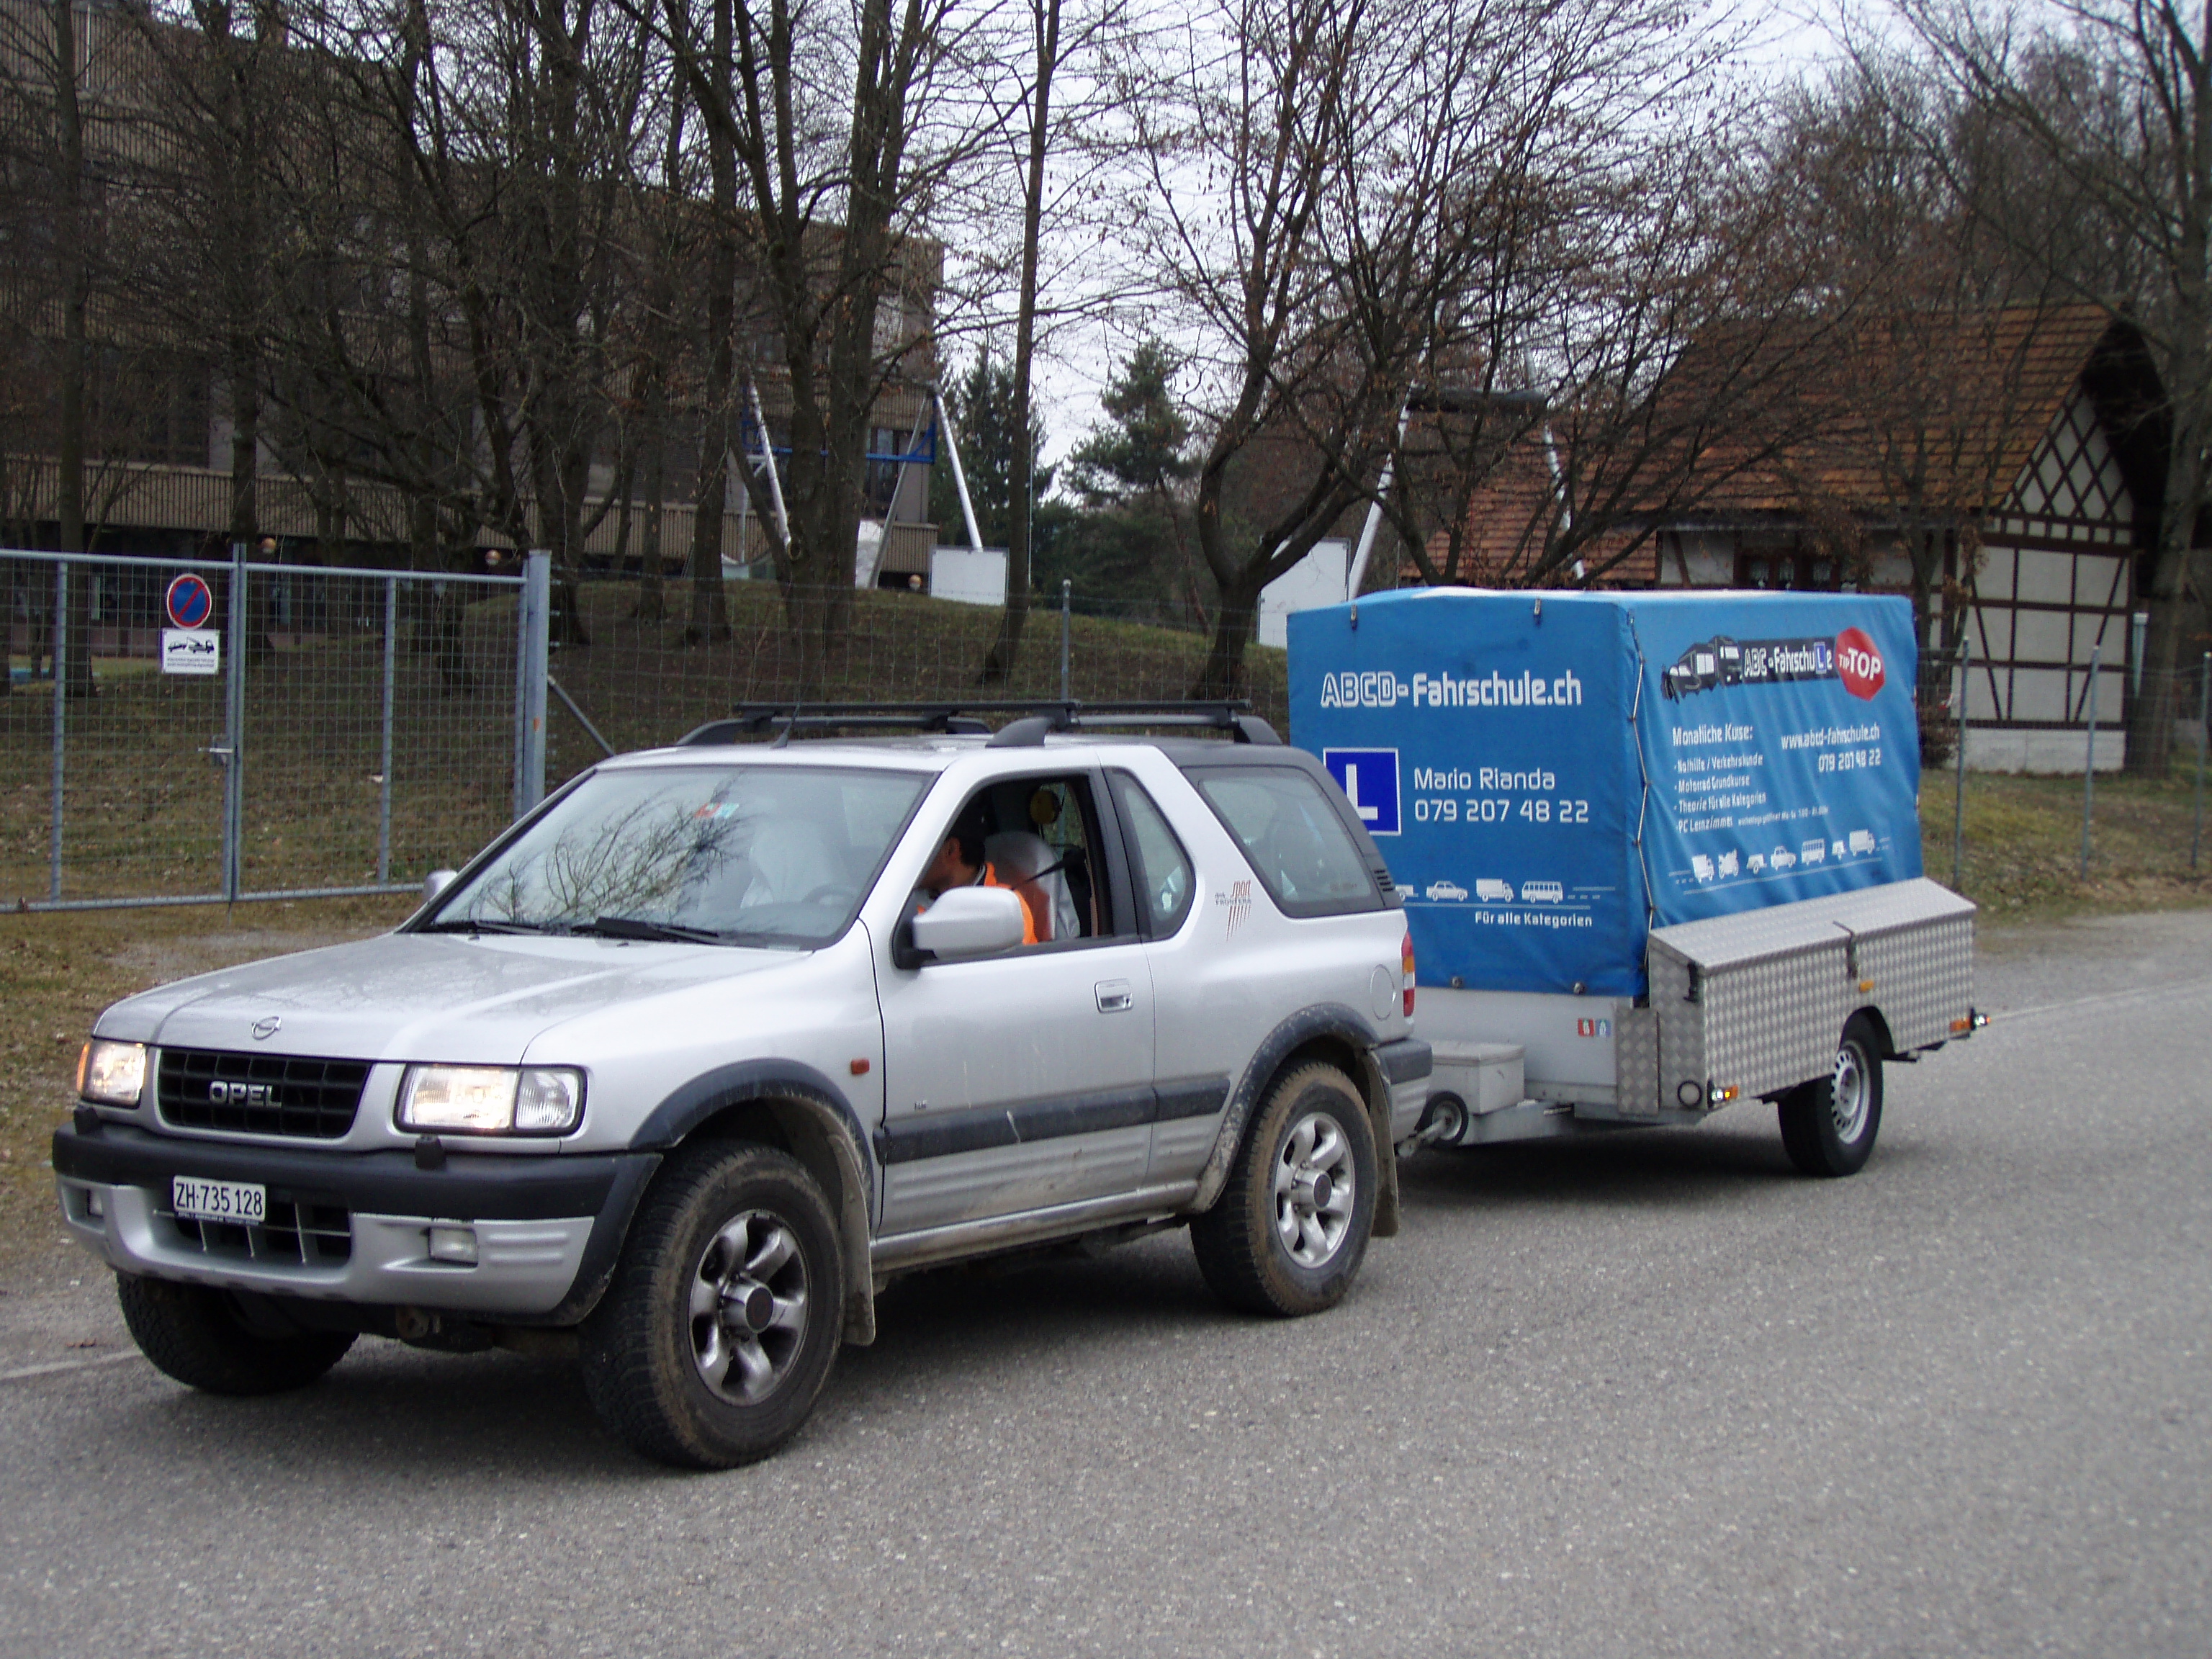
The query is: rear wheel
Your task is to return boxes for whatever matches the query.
[580,1143,843,1469]
[117,1274,355,1394]
[1779,1012,1884,1177]
[1192,1063,1377,1316]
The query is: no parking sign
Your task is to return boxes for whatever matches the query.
[161,572,220,675]
[165,573,213,629]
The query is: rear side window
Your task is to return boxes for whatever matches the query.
[1187,765,1381,917]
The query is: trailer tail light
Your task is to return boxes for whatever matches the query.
[1401,930,1416,1017]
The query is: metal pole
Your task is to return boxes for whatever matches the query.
[2193,652,2208,871]
[48,562,66,902]
[2080,643,2099,880]
[1060,579,1071,702]
[379,577,396,886]
[225,541,247,902]
[513,551,550,817]
[1952,634,1970,891]
[931,387,985,554]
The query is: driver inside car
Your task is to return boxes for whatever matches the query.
[914,808,1044,945]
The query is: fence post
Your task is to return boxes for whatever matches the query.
[224,541,247,902]
[379,577,397,886]
[1060,579,1071,703]
[1952,634,1969,891]
[513,550,550,818]
[48,560,66,903]
[2194,652,2208,871]
[2081,643,2099,880]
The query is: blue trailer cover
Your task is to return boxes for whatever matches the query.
[1288,590,1923,997]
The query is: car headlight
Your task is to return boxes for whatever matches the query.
[78,1039,147,1107]
[397,1065,584,1136]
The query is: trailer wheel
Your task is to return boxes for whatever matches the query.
[1779,1012,1884,1177]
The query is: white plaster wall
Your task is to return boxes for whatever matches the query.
[1963,727,2129,773]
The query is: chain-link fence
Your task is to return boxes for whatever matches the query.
[12,551,2200,913]
[3,548,526,909]
[537,575,1287,788]
[1919,639,2211,894]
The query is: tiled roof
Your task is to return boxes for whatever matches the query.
[1686,303,2119,515]
[1411,305,2131,588]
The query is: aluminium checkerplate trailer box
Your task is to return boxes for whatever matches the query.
[1287,588,1980,1174]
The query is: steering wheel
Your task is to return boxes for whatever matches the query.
[801,883,858,909]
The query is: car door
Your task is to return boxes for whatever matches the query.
[873,769,1157,1238]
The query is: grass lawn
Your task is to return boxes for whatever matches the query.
[1920,765,2212,921]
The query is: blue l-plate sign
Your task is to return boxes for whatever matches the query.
[1322,748,1401,835]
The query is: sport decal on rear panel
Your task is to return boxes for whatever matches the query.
[1214,877,1254,937]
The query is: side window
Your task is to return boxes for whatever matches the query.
[922,773,1122,948]
[1187,765,1381,918]
[1110,773,1196,937]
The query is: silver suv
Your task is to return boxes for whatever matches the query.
[53,706,1430,1467]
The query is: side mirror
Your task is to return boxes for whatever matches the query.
[907,885,1026,963]
[423,869,459,902]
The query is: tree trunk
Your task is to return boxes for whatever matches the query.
[683,0,736,648]
[637,413,667,622]
[52,0,93,700]
[980,0,1061,687]
[1190,573,1260,701]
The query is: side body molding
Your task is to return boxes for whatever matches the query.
[631,1060,881,1346]
[1192,1002,1404,1236]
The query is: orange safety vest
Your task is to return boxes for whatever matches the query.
[979,861,1045,945]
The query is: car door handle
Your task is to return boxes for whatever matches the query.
[1094,979,1133,1013]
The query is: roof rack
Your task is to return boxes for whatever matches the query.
[988,701,1280,747]
[674,700,1281,747]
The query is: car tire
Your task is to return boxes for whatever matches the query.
[1192,1063,1377,1316]
[580,1142,843,1470]
[1778,1012,1884,1177]
[116,1274,355,1394]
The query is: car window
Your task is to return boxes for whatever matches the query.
[430,765,926,946]
[1110,773,1195,937]
[1187,765,1380,918]
[921,773,1120,948]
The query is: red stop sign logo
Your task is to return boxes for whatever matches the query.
[1835,627,1884,699]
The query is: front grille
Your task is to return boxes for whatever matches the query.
[154,1195,354,1266]
[157,1048,370,1140]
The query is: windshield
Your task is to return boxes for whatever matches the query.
[426,765,929,947]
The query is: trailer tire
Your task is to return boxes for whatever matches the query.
[1779,1012,1884,1177]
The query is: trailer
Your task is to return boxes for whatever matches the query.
[1289,588,1981,1176]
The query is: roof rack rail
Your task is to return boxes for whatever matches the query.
[674,700,1282,747]
[678,703,1005,745]
[986,701,1280,747]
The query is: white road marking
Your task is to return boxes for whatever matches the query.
[1987,973,2212,1026]
[0,1350,143,1385]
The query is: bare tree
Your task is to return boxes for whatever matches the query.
[1892,0,2212,774]
[1123,0,1744,696]
[652,0,990,688]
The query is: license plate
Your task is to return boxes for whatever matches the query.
[171,1176,266,1226]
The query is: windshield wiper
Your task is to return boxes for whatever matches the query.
[418,918,552,935]
[576,915,736,945]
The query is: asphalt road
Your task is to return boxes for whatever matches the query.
[2,911,2208,1658]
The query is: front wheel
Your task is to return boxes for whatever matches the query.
[1192,1063,1377,1316]
[1778,1012,1884,1177]
[580,1143,843,1469]
[117,1275,355,1394]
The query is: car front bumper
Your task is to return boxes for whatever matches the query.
[52,1120,657,1321]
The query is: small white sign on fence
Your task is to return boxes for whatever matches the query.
[161,629,220,675]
